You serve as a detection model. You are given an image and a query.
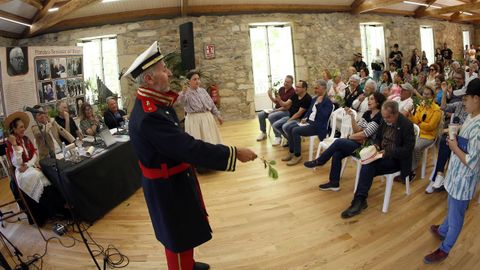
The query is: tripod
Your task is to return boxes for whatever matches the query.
[30,113,101,270]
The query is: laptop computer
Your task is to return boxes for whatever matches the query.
[99,129,117,147]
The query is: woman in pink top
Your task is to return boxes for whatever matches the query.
[388,73,403,100]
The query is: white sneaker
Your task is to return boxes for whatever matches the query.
[425,181,435,194]
[432,174,445,188]
[256,132,267,141]
[272,137,281,146]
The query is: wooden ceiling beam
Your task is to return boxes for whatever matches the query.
[351,0,405,14]
[181,0,188,17]
[414,0,436,18]
[29,0,98,36]
[0,9,32,25]
[186,4,351,15]
[420,2,480,17]
[32,0,58,22]
[0,29,22,38]
[21,0,43,10]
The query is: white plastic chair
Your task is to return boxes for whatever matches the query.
[352,124,420,213]
[307,105,335,160]
[313,108,356,160]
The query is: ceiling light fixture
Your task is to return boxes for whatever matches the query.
[0,16,31,27]
[461,11,473,16]
[102,0,120,3]
[48,7,59,12]
[403,1,442,9]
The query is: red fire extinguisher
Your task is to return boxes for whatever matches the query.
[209,84,220,107]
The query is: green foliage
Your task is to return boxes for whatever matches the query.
[260,157,278,180]
[412,95,433,110]
[48,108,58,118]
[411,76,419,89]
[334,95,345,107]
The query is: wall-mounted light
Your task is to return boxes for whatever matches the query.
[0,16,31,27]
[48,7,59,12]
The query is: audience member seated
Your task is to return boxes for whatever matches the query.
[272,80,312,146]
[393,83,414,117]
[5,112,66,226]
[352,79,376,120]
[103,96,127,129]
[387,73,403,100]
[426,81,469,193]
[341,101,415,219]
[282,79,332,166]
[377,71,392,94]
[328,73,347,108]
[423,78,480,264]
[256,75,295,142]
[344,75,362,108]
[358,68,372,92]
[304,92,386,191]
[426,64,440,88]
[405,86,442,181]
[79,102,105,136]
[31,105,75,160]
[465,62,478,84]
[322,69,334,92]
[55,101,82,142]
[402,64,413,84]
[434,74,446,105]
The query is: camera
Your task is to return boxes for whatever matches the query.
[53,223,67,236]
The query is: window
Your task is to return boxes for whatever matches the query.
[462,30,470,51]
[249,23,295,110]
[360,23,386,73]
[77,36,121,106]
[420,26,435,65]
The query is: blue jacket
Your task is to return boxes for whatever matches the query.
[303,96,333,140]
[129,87,237,252]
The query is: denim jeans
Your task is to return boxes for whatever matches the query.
[438,195,470,253]
[268,111,290,137]
[257,110,289,133]
[431,135,450,181]
[373,70,382,82]
[315,138,361,185]
[281,119,300,140]
[354,158,401,199]
[285,121,320,156]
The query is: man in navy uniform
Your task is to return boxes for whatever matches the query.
[124,41,257,270]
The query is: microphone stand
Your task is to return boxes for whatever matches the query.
[0,229,31,270]
[30,113,101,270]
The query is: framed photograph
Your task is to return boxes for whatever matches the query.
[50,58,67,79]
[76,96,85,115]
[6,47,28,76]
[67,57,83,77]
[41,81,55,102]
[35,59,51,81]
[54,79,67,99]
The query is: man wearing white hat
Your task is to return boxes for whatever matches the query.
[124,41,257,270]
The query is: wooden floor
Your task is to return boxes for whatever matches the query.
[1,119,479,270]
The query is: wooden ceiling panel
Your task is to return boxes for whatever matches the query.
[0,0,38,19]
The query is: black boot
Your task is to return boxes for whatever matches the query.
[194,262,210,270]
[341,197,368,219]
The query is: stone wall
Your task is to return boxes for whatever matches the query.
[15,13,474,120]
[0,36,15,46]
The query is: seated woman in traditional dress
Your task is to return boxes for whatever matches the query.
[5,112,65,226]
[178,70,223,144]
[79,102,105,136]
[303,92,387,191]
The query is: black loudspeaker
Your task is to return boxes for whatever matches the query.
[179,22,195,71]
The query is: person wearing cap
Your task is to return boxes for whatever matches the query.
[341,100,415,218]
[405,86,442,181]
[426,81,469,193]
[5,111,65,226]
[123,41,257,270]
[388,44,403,69]
[393,82,414,117]
[352,53,367,73]
[423,78,480,264]
[31,105,75,160]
